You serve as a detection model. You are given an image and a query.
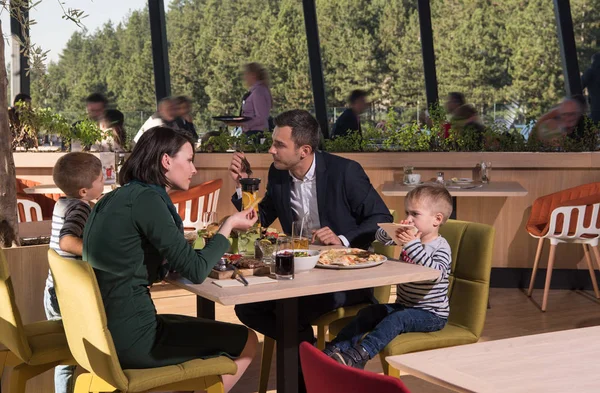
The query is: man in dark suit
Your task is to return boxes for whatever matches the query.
[229,109,392,347]
[332,89,369,138]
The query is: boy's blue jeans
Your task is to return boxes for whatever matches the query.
[44,285,76,393]
[331,303,446,358]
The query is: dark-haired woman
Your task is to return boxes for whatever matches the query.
[93,109,127,152]
[83,127,258,392]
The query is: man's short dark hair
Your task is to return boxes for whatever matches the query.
[119,126,195,188]
[173,95,192,106]
[85,93,108,105]
[448,92,466,106]
[13,93,31,106]
[348,89,368,104]
[274,110,321,152]
[53,152,103,198]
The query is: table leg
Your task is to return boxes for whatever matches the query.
[196,296,215,320]
[276,297,299,393]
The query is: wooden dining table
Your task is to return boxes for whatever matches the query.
[386,325,600,393]
[167,252,440,393]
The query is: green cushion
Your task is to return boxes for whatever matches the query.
[381,323,478,357]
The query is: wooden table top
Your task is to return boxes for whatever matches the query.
[167,259,440,306]
[382,181,528,197]
[386,326,600,393]
[23,183,116,195]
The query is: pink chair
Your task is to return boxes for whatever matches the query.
[299,342,411,393]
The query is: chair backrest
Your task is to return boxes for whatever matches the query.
[547,203,600,240]
[527,182,600,237]
[0,248,33,362]
[48,250,128,390]
[16,178,60,220]
[170,179,223,230]
[299,342,411,393]
[17,199,43,222]
[439,220,495,338]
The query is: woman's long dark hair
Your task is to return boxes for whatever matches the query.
[119,126,194,188]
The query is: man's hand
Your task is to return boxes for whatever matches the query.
[312,227,342,246]
[229,152,249,187]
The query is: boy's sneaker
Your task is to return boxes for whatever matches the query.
[331,345,369,369]
[323,345,341,358]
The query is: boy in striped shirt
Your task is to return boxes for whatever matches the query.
[324,185,453,369]
[44,152,104,393]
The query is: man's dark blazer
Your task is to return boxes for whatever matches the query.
[232,151,392,249]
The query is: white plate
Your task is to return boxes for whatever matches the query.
[452,178,474,184]
[403,181,424,187]
[316,258,386,270]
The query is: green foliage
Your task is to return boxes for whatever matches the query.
[324,131,363,152]
[15,103,72,141]
[203,132,273,153]
[72,119,107,149]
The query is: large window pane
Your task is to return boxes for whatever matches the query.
[432,0,564,124]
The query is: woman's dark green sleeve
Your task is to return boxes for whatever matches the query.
[133,190,230,283]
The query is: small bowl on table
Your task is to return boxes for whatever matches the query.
[293,250,320,274]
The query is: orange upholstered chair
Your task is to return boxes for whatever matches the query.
[526,183,600,311]
[170,179,223,230]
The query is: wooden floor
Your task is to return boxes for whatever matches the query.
[150,286,600,393]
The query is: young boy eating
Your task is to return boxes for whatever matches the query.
[324,185,453,369]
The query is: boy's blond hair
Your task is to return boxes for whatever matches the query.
[53,152,102,198]
[405,185,453,223]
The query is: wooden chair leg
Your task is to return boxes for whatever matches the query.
[541,244,557,312]
[583,244,600,298]
[528,238,545,297]
[258,337,275,393]
[591,244,600,273]
[316,325,327,350]
[388,366,401,378]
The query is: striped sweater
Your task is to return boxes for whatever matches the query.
[376,228,451,319]
[46,198,92,289]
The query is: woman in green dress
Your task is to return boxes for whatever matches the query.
[83,127,258,392]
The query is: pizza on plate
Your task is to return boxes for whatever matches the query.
[318,248,386,266]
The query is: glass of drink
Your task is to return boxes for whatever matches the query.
[292,217,311,250]
[480,162,492,183]
[403,166,414,184]
[275,236,294,280]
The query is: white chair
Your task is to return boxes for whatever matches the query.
[527,203,600,311]
[16,199,43,223]
[170,179,222,230]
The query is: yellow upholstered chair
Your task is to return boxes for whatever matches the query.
[329,220,495,377]
[48,250,237,393]
[257,219,399,393]
[0,248,74,393]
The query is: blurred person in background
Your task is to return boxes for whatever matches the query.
[174,95,199,141]
[85,93,108,123]
[226,62,273,139]
[534,98,590,145]
[582,52,600,123]
[133,97,180,144]
[332,89,369,138]
[92,109,127,152]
